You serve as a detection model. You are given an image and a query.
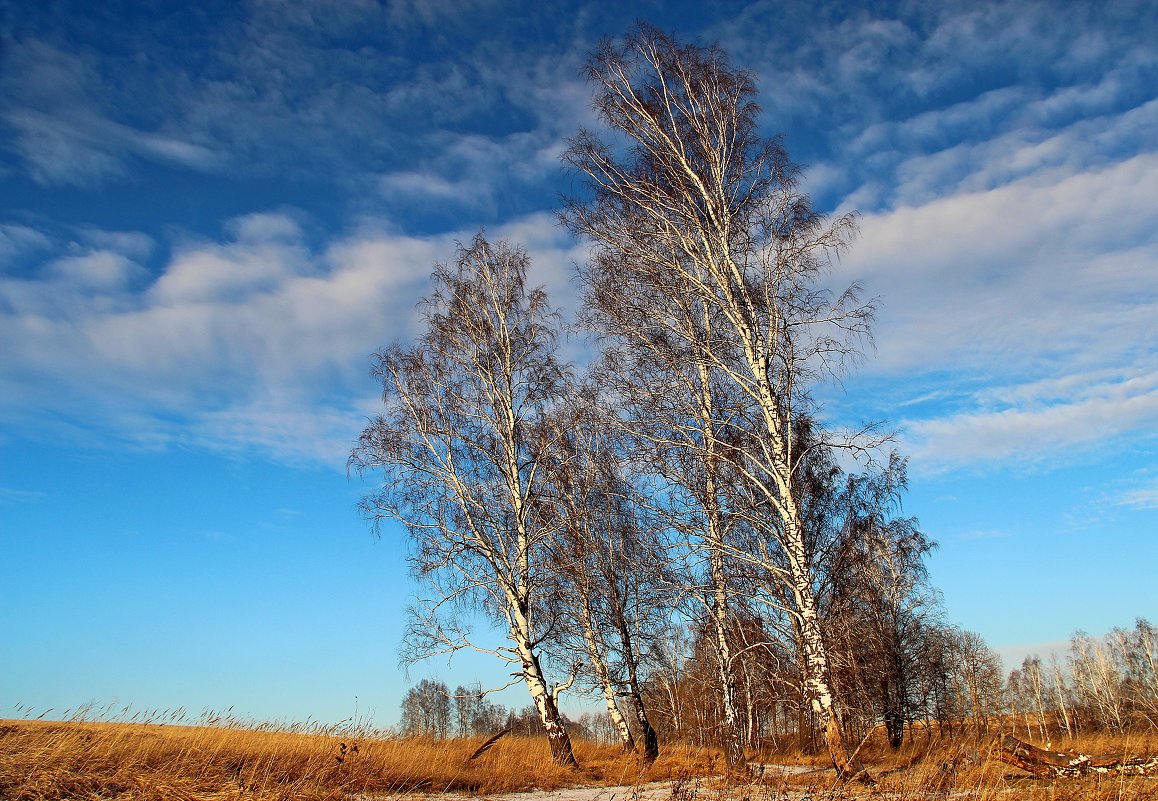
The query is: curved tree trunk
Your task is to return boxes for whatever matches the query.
[790,554,871,783]
[615,610,659,764]
[577,598,635,751]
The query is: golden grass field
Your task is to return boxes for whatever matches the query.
[2,717,1155,800]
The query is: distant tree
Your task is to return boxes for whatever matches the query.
[1066,619,1158,732]
[1046,653,1075,739]
[948,628,1005,733]
[1071,630,1127,731]
[1114,618,1158,729]
[453,682,506,737]
[351,235,578,765]
[400,679,452,738]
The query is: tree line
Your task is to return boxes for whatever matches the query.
[348,25,1148,776]
[1007,619,1158,738]
[400,618,1157,749]
[398,678,602,741]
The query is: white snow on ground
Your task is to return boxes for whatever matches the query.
[353,765,843,801]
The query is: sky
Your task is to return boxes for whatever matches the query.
[1,0,1156,729]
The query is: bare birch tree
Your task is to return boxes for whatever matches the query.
[824,454,937,749]
[539,387,667,763]
[349,235,578,765]
[562,25,872,778]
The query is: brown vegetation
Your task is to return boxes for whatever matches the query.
[0,719,716,801]
[3,717,1155,800]
[858,729,1158,800]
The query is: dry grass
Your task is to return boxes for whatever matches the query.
[743,729,1158,800]
[3,718,1155,801]
[0,719,717,801]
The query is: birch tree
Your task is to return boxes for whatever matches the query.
[400,679,452,737]
[350,235,578,765]
[539,389,666,762]
[562,25,872,778]
[824,454,937,749]
[562,217,750,763]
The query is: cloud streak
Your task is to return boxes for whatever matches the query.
[3,0,1156,482]
[0,210,579,463]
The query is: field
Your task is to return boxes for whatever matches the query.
[2,718,1156,800]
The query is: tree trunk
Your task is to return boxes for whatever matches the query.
[604,604,659,764]
[708,545,746,768]
[1051,662,1073,739]
[994,735,1158,778]
[697,342,745,770]
[792,563,871,784]
[577,597,635,751]
[617,620,659,764]
[511,610,578,766]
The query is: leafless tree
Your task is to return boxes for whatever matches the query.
[562,25,873,777]
[1114,619,1158,729]
[539,386,669,763]
[350,235,578,765]
[565,232,751,764]
[1071,630,1127,731]
[1067,620,1158,732]
[1047,653,1075,739]
[453,682,506,737]
[400,678,452,737]
[824,454,938,749]
[948,628,1005,734]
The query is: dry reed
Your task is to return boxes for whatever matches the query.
[0,716,715,800]
[3,713,1155,801]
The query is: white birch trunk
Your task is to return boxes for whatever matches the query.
[577,599,635,751]
[509,603,577,765]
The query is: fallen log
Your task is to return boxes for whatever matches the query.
[993,734,1158,778]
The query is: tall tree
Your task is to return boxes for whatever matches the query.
[350,235,578,765]
[563,25,872,778]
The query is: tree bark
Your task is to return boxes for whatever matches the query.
[708,541,746,768]
[510,606,578,767]
[614,610,659,764]
[577,599,635,752]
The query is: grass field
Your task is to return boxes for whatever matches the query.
[2,717,1155,800]
[0,718,714,800]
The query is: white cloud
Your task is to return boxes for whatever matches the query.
[1118,488,1158,510]
[0,211,582,464]
[0,224,52,262]
[0,487,47,505]
[379,171,489,210]
[902,371,1158,471]
[1114,478,1158,510]
[149,217,314,306]
[47,251,147,291]
[839,151,1158,382]
[0,40,227,187]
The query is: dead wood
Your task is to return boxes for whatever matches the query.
[466,727,512,761]
[992,734,1158,778]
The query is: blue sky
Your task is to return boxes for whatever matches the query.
[2,0,1155,728]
